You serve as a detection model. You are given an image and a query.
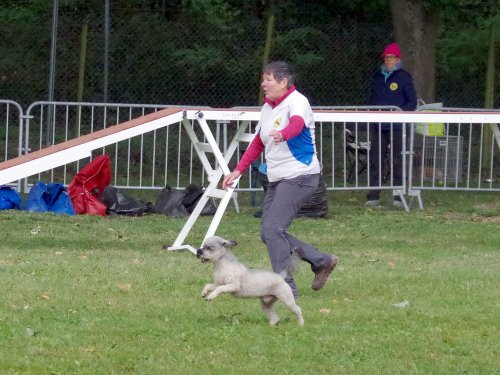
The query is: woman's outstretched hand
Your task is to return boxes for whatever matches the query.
[222,170,242,190]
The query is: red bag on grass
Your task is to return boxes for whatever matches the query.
[68,155,111,215]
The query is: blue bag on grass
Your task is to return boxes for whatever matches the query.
[21,182,50,212]
[21,182,75,215]
[0,186,22,210]
[46,183,76,215]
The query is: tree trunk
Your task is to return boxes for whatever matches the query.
[484,22,495,109]
[390,0,440,103]
[259,0,276,105]
[483,22,497,170]
[77,21,88,102]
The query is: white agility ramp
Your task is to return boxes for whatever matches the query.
[165,109,260,254]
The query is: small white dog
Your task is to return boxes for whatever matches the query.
[197,236,304,326]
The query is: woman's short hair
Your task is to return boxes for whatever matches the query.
[263,61,295,88]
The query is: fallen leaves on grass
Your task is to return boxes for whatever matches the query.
[471,216,500,223]
[443,212,500,223]
[108,228,128,241]
[117,283,132,292]
[392,300,410,309]
[25,327,36,337]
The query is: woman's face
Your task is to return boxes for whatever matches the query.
[383,55,400,69]
[261,72,288,102]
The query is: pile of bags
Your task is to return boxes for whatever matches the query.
[0,154,217,217]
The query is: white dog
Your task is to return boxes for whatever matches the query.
[197,236,304,326]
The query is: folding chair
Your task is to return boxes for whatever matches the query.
[345,128,369,181]
[345,128,393,183]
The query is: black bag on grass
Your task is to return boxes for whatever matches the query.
[182,183,217,216]
[153,186,189,217]
[256,171,328,218]
[154,184,217,217]
[99,186,148,216]
[294,177,328,218]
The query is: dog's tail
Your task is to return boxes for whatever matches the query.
[278,249,302,279]
[290,249,302,274]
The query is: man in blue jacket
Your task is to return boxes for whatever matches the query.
[365,42,417,208]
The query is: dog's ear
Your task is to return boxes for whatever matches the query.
[223,239,237,247]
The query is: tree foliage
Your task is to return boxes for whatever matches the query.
[0,0,497,107]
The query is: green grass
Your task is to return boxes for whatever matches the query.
[1,191,499,375]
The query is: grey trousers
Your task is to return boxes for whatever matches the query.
[260,173,330,297]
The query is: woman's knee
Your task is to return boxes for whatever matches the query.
[260,222,282,243]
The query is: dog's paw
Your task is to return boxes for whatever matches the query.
[205,293,216,301]
[269,317,280,326]
[201,285,212,297]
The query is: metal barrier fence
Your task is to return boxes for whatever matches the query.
[1,100,499,211]
[0,100,24,191]
[409,106,500,199]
